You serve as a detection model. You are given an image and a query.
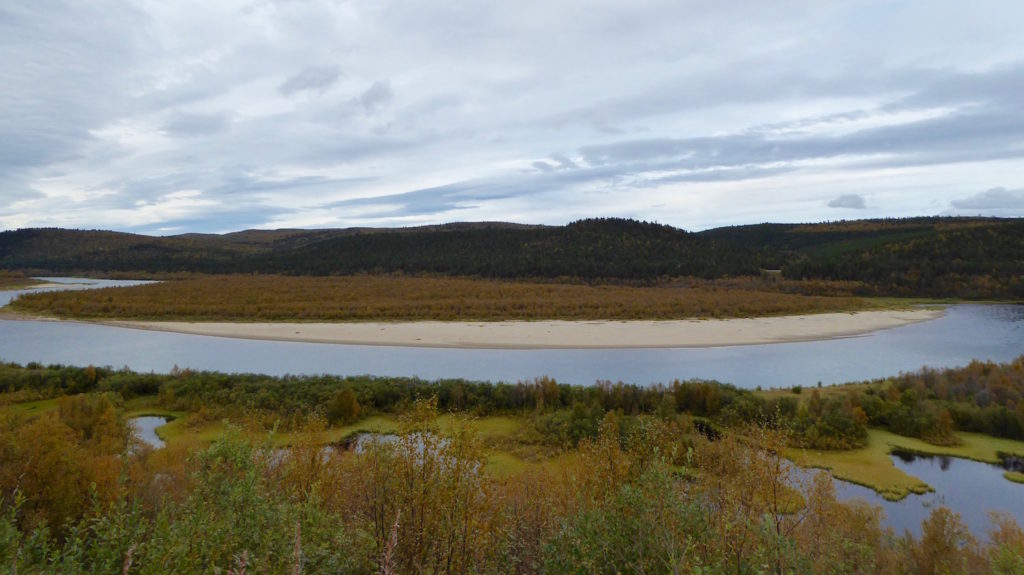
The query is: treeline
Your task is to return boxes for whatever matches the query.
[0,219,760,280]
[779,220,1024,298]
[866,357,1024,441]
[0,361,890,451]
[5,400,1024,573]
[7,355,1024,451]
[3,217,1022,298]
[7,274,871,321]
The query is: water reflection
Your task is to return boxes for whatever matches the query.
[833,451,1024,539]
[130,416,168,449]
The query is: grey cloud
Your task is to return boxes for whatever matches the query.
[0,182,45,208]
[130,207,287,235]
[828,194,868,209]
[578,99,1024,177]
[323,179,521,219]
[278,65,342,96]
[6,1,1024,232]
[161,112,232,137]
[887,62,1024,111]
[646,165,797,186]
[532,154,579,173]
[102,170,376,209]
[339,87,1024,222]
[951,187,1024,209]
[0,1,136,172]
[750,109,873,135]
[550,154,578,169]
[580,138,695,166]
[359,80,394,111]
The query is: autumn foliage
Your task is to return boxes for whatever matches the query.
[2,399,1021,573]
[9,274,873,321]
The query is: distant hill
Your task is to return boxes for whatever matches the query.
[1,217,1021,298]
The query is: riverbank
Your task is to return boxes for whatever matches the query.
[104,308,943,349]
[795,428,1024,501]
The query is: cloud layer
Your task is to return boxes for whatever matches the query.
[2,1,1024,233]
[828,194,868,210]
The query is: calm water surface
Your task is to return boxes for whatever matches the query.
[833,452,1024,539]
[130,416,167,449]
[1,278,1020,388]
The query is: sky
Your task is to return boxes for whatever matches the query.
[2,0,1024,235]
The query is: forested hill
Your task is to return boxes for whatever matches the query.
[702,217,1024,298]
[0,219,758,280]
[1,216,1022,297]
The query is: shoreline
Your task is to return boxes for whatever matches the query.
[96,309,945,349]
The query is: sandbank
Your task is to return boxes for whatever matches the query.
[105,309,943,349]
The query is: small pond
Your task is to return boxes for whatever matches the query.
[130,416,168,449]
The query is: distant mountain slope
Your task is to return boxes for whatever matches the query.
[0,219,759,280]
[1,217,1021,298]
[265,218,758,279]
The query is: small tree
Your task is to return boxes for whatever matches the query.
[325,388,360,424]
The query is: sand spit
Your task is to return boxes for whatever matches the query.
[104,309,943,349]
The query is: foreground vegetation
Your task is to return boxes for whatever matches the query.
[3,216,1022,299]
[4,394,1024,574]
[6,274,879,321]
[2,358,1024,571]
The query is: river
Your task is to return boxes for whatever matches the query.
[1,279,1021,389]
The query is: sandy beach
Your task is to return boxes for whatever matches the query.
[105,308,943,349]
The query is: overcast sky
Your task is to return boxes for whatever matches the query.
[3,0,1024,234]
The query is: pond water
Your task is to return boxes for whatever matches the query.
[1,279,1021,389]
[832,452,1024,539]
[130,416,168,449]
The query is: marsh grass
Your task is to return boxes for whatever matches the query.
[794,428,1024,500]
[1004,471,1024,484]
[9,274,880,321]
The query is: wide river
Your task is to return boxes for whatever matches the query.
[1,278,1021,388]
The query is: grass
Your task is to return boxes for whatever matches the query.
[484,451,530,478]
[790,430,933,501]
[0,274,43,290]
[792,428,1024,501]
[272,415,401,447]
[156,418,226,444]
[874,429,1024,464]
[436,414,525,439]
[0,398,60,417]
[8,273,885,322]
[272,414,526,448]
[1004,471,1024,484]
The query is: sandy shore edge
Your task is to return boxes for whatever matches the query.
[99,309,944,349]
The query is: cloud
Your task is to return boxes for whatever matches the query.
[3,1,1024,232]
[278,65,342,96]
[950,187,1024,210]
[359,80,394,111]
[828,194,868,209]
[161,112,232,137]
[532,154,579,172]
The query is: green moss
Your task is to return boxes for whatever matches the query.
[1004,471,1024,484]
